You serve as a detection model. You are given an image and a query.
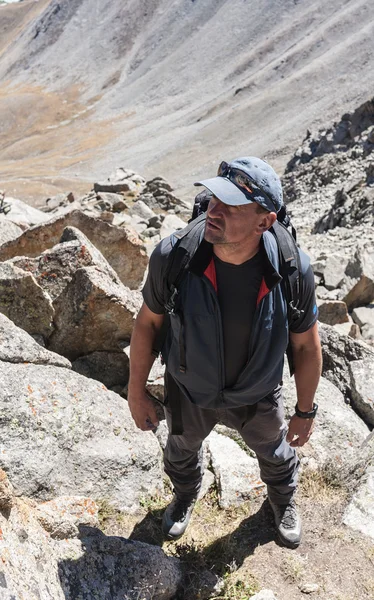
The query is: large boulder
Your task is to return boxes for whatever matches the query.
[0,210,148,289]
[0,214,23,245]
[0,313,70,368]
[318,323,374,399]
[0,361,163,510]
[343,468,374,542]
[0,262,54,338]
[205,431,265,508]
[343,250,374,310]
[349,358,374,426]
[282,372,370,469]
[94,167,145,194]
[72,351,129,390]
[1,196,51,227]
[0,472,183,600]
[317,299,349,326]
[8,226,122,302]
[47,266,142,360]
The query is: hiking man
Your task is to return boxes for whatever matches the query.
[128,156,322,548]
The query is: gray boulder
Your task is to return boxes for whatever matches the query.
[343,467,374,541]
[205,431,265,508]
[0,312,70,368]
[282,372,369,469]
[160,214,186,239]
[349,358,374,425]
[1,196,51,227]
[0,262,54,339]
[322,254,348,290]
[343,250,374,310]
[0,210,148,289]
[318,322,374,399]
[0,214,23,245]
[94,167,145,194]
[352,305,374,328]
[0,474,183,600]
[72,350,129,389]
[47,266,142,360]
[0,361,163,510]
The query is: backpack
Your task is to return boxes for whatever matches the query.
[154,191,303,377]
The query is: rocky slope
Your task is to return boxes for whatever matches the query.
[1,0,374,202]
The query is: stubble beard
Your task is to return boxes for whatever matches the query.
[204,223,227,244]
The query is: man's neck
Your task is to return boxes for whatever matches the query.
[213,239,261,265]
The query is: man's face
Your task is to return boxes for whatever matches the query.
[204,195,269,245]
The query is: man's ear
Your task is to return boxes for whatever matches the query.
[260,211,277,231]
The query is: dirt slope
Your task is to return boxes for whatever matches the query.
[0,0,374,203]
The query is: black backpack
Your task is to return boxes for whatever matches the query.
[154,190,303,377]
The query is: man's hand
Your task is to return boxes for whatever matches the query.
[286,414,314,447]
[128,390,159,432]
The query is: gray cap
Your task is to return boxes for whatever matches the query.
[195,156,283,213]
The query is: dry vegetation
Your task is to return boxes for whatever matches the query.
[98,466,374,600]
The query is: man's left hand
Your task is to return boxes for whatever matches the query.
[286,414,315,447]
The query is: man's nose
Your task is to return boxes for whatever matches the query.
[208,196,225,217]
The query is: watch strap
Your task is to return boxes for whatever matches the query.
[294,402,318,419]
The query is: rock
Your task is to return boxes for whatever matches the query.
[95,192,127,212]
[317,299,349,326]
[318,323,374,399]
[0,312,70,367]
[282,371,370,468]
[206,431,265,508]
[249,590,277,600]
[0,215,23,245]
[352,305,374,328]
[0,210,148,290]
[349,359,374,425]
[343,467,374,541]
[322,254,348,290]
[0,494,183,600]
[94,167,145,194]
[34,495,98,539]
[362,323,374,343]
[343,250,374,310]
[0,468,13,510]
[9,225,121,302]
[299,582,320,594]
[333,321,361,339]
[0,361,163,510]
[72,351,129,389]
[1,196,51,227]
[0,262,55,339]
[47,266,142,361]
[160,214,186,239]
[44,192,75,212]
[129,200,156,221]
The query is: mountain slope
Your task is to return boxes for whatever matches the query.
[1,0,374,202]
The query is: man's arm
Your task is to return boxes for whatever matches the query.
[286,322,322,447]
[128,303,165,431]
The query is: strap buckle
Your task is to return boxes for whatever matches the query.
[165,286,178,314]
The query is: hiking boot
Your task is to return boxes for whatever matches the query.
[162,495,196,540]
[269,498,302,548]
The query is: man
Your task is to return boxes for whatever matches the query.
[128,156,322,549]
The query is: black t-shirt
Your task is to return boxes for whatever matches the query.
[214,252,263,388]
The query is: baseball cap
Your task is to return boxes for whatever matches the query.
[194,156,283,213]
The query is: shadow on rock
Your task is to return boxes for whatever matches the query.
[58,524,183,600]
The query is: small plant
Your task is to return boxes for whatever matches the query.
[280,554,307,583]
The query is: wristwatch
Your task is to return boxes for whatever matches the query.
[294,402,318,419]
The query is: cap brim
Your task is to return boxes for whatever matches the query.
[194,177,254,206]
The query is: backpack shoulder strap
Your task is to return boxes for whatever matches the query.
[152,214,206,358]
[270,220,304,377]
[271,220,303,324]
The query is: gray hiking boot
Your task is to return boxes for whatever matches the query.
[269,498,302,548]
[162,495,196,540]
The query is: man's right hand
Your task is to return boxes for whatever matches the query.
[127,390,159,432]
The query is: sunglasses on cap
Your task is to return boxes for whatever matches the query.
[217,161,277,212]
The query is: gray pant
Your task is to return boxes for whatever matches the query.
[163,387,299,505]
